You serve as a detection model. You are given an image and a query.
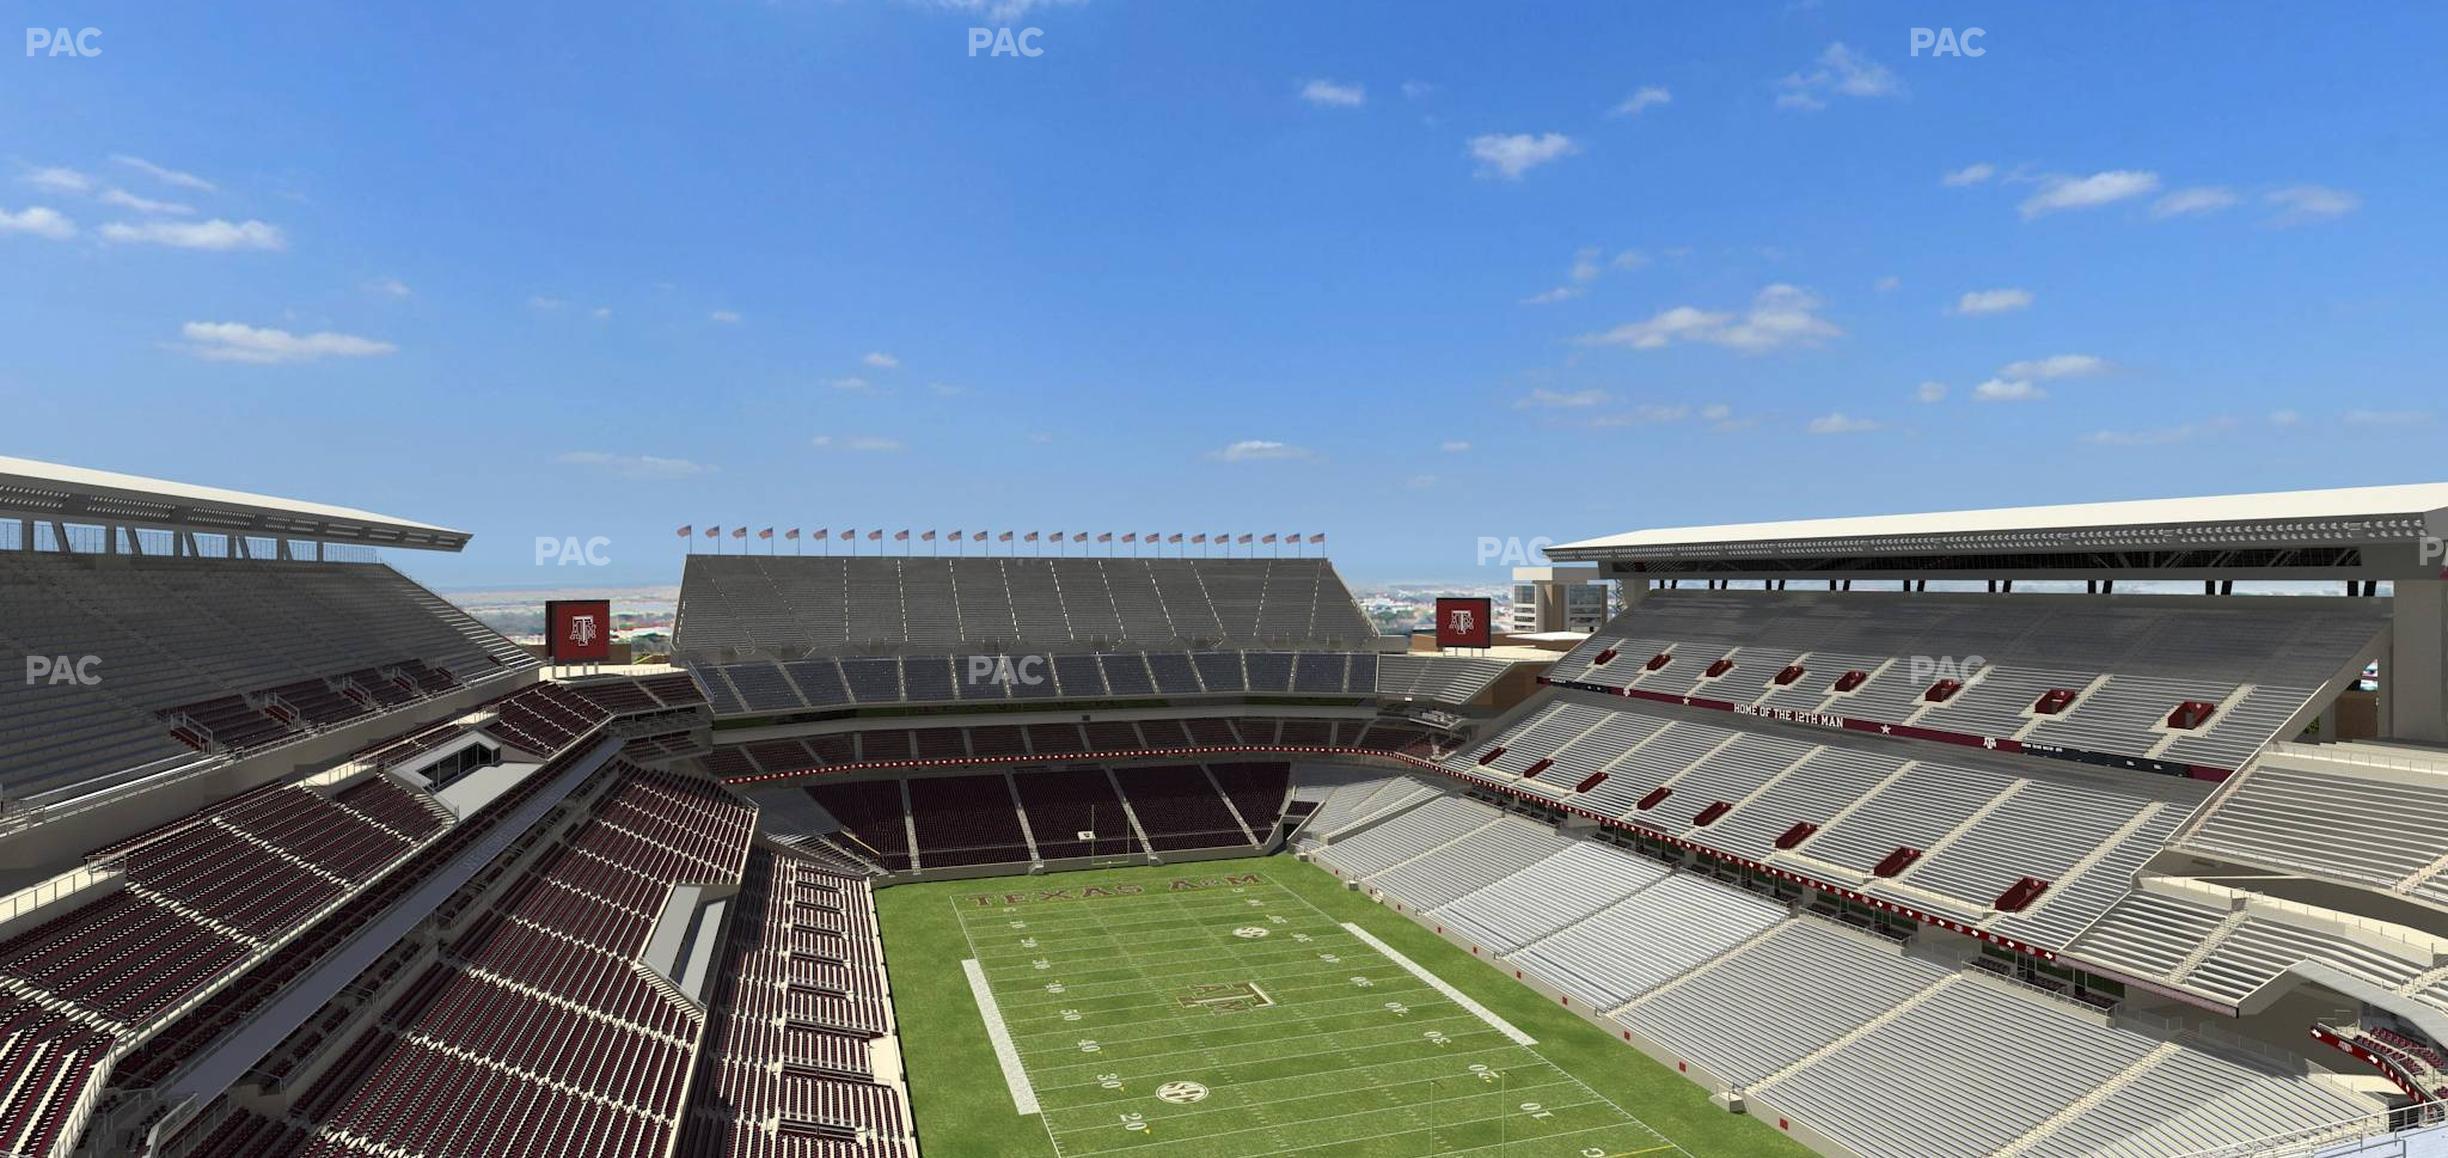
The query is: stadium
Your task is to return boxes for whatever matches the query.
[5,452,2448,1158]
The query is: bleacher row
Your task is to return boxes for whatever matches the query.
[0,772,455,1158]
[1443,691,2209,950]
[2069,885,2448,1015]
[798,762,1293,873]
[704,716,1432,782]
[1,553,537,801]
[680,850,913,1157]
[1545,591,2381,773]
[691,648,1382,716]
[2176,746,2448,908]
[183,760,759,1158]
[671,555,1377,658]
[561,672,716,717]
[1295,771,2383,1158]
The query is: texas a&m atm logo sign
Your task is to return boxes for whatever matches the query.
[545,600,612,663]
[1434,596,1493,649]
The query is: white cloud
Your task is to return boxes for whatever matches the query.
[2151,186,2239,218]
[1467,133,1579,180]
[709,309,743,324]
[1972,378,2046,402]
[1808,412,1882,435]
[1609,86,1671,117]
[1612,249,1649,270]
[1299,79,1366,108]
[111,154,215,192]
[1439,440,1471,453]
[1999,353,2109,380]
[1874,275,1901,293]
[929,382,969,397]
[1514,388,1612,410]
[554,451,715,479]
[1577,284,1841,353]
[1778,43,1901,111]
[1404,473,1438,491]
[2019,170,2161,219]
[862,351,900,369]
[99,188,194,215]
[2268,409,2300,428]
[99,218,284,250]
[1570,247,1603,284]
[1522,286,1583,305]
[810,434,906,452]
[22,167,91,194]
[2079,420,2233,446]
[1952,287,2034,316]
[528,295,566,310]
[364,277,412,298]
[1208,439,1315,462]
[1916,381,1948,403]
[176,321,396,364]
[2343,409,2429,426]
[591,306,613,320]
[829,376,880,392]
[1400,80,1434,101]
[2265,185,2361,225]
[1941,163,1996,187]
[913,0,1082,19]
[0,206,76,241]
[1588,404,1691,427]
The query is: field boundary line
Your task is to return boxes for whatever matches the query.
[1340,921,1537,1046]
[962,957,1043,1116]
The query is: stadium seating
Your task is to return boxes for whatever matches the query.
[0,553,534,802]
[702,715,1430,783]
[682,849,914,1156]
[689,648,1384,715]
[1444,692,2210,949]
[672,556,1376,657]
[2179,746,2448,904]
[1545,590,2382,773]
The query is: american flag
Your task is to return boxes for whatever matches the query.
[1098,532,1113,543]
[1237,533,1253,544]
[1000,531,1015,542]
[1169,533,1184,543]
[675,525,692,537]
[895,529,910,541]
[1191,534,1206,544]
[1308,533,1326,544]
[868,529,883,541]
[1071,532,1087,542]
[705,526,719,538]
[1121,533,1136,544]
[921,530,937,542]
[758,528,774,539]
[732,527,748,539]
[786,528,800,540]
[1261,533,1278,544]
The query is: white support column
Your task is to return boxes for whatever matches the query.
[2391,578,2448,743]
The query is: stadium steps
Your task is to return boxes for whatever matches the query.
[118,885,270,952]
[1767,758,1922,876]
[1004,772,1046,863]
[1746,974,1963,1095]
[1359,816,1507,887]
[898,779,923,873]
[1316,781,1441,844]
[1887,780,2029,888]
[1978,801,2171,936]
[2393,845,2448,899]
[1200,764,1263,845]
[2142,682,2260,761]
[1990,1040,2184,1156]
[1095,766,1157,858]
[2007,674,2114,742]
[1606,916,1799,1019]
[2396,959,2448,997]
[2167,908,2256,982]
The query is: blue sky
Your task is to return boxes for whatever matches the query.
[4,2,2443,590]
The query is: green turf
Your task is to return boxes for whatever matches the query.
[875,855,1814,1157]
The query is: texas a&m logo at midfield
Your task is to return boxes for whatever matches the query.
[545,599,613,663]
[1434,596,1493,649]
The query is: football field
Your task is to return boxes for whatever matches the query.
[878,857,1811,1158]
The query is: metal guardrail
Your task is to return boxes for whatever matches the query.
[0,861,122,928]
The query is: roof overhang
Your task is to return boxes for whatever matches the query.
[0,455,470,552]
[1548,483,2448,581]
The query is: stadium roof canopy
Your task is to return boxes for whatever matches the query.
[0,454,470,551]
[1548,483,2448,581]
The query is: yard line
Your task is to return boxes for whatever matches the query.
[962,957,1042,1116]
[1340,921,1537,1047]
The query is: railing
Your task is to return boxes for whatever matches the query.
[0,861,123,928]
[2166,1109,2434,1158]
[2266,740,2448,775]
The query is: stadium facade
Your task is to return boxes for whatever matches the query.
[3,454,2448,1157]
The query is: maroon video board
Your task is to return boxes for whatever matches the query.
[545,599,613,663]
[1434,596,1493,649]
